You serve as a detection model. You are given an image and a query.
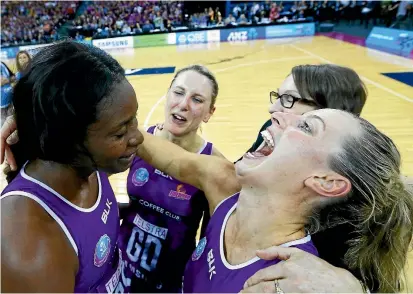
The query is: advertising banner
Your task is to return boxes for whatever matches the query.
[366,27,413,57]
[176,31,208,45]
[265,23,315,39]
[92,36,134,50]
[220,26,265,42]
[133,34,169,48]
[1,47,20,60]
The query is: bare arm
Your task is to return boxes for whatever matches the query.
[136,129,240,212]
[1,196,78,292]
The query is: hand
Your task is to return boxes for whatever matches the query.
[241,246,364,293]
[155,123,164,130]
[1,115,19,171]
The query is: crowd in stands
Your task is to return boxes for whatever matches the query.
[71,1,184,39]
[1,1,411,47]
[1,1,78,47]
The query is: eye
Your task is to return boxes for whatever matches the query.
[192,97,203,103]
[297,120,312,134]
[173,90,184,96]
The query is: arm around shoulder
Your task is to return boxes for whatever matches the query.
[1,196,78,292]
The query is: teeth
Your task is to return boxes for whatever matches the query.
[173,114,186,121]
[260,130,275,147]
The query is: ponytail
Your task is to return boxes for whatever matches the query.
[325,115,413,293]
[345,176,413,292]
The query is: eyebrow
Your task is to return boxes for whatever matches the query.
[307,114,326,131]
[111,106,138,132]
[173,85,206,99]
[277,88,301,98]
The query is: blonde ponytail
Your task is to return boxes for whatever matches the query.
[326,116,413,293]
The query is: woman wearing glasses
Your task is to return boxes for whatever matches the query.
[239,64,367,159]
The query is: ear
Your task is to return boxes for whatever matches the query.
[304,173,351,198]
[203,106,216,123]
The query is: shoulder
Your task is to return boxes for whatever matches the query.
[1,194,78,291]
[211,146,227,159]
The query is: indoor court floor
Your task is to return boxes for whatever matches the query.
[1,34,413,290]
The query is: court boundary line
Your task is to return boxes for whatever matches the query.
[143,55,313,129]
[289,43,413,103]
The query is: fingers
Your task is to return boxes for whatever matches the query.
[0,115,17,164]
[240,280,277,293]
[5,145,17,171]
[6,130,19,145]
[256,245,300,261]
[243,264,285,289]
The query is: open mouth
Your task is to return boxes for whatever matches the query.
[244,129,275,159]
[172,113,187,123]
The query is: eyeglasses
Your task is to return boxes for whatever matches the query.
[269,91,316,109]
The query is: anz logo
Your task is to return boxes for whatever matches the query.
[227,28,258,42]
[154,169,173,180]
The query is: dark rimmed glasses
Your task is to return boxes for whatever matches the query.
[270,91,317,109]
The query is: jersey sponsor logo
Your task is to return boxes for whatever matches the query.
[138,199,181,221]
[101,198,113,224]
[168,184,192,200]
[154,169,173,180]
[207,249,216,280]
[192,237,207,261]
[132,168,149,186]
[94,234,111,267]
[133,213,168,240]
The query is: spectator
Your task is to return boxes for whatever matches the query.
[1,62,15,126]
[15,50,32,81]
[142,19,154,33]
[225,13,236,25]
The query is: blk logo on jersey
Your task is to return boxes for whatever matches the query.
[132,168,149,186]
[168,184,192,200]
[207,249,216,280]
[94,234,111,267]
[101,198,113,224]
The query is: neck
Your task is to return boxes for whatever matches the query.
[25,159,93,201]
[158,127,204,153]
[226,186,307,261]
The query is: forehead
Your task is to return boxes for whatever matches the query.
[93,80,137,129]
[279,74,298,93]
[172,70,213,98]
[305,109,361,139]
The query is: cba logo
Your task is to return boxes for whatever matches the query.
[94,234,111,267]
[192,237,207,261]
[132,168,149,186]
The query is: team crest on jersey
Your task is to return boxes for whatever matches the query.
[192,237,207,261]
[168,184,192,200]
[94,234,111,267]
[132,168,149,186]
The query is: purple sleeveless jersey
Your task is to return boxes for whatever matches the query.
[183,193,319,293]
[1,165,124,293]
[118,126,212,292]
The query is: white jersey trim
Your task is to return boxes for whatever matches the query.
[0,191,79,256]
[212,192,239,215]
[20,162,102,213]
[219,201,312,270]
[151,125,210,155]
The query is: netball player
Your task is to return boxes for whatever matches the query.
[120,65,225,292]
[239,63,376,291]
[1,40,143,292]
[136,109,413,293]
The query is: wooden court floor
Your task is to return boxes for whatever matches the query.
[1,35,413,290]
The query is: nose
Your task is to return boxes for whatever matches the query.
[270,112,300,129]
[177,95,190,111]
[128,129,144,147]
[268,98,283,114]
